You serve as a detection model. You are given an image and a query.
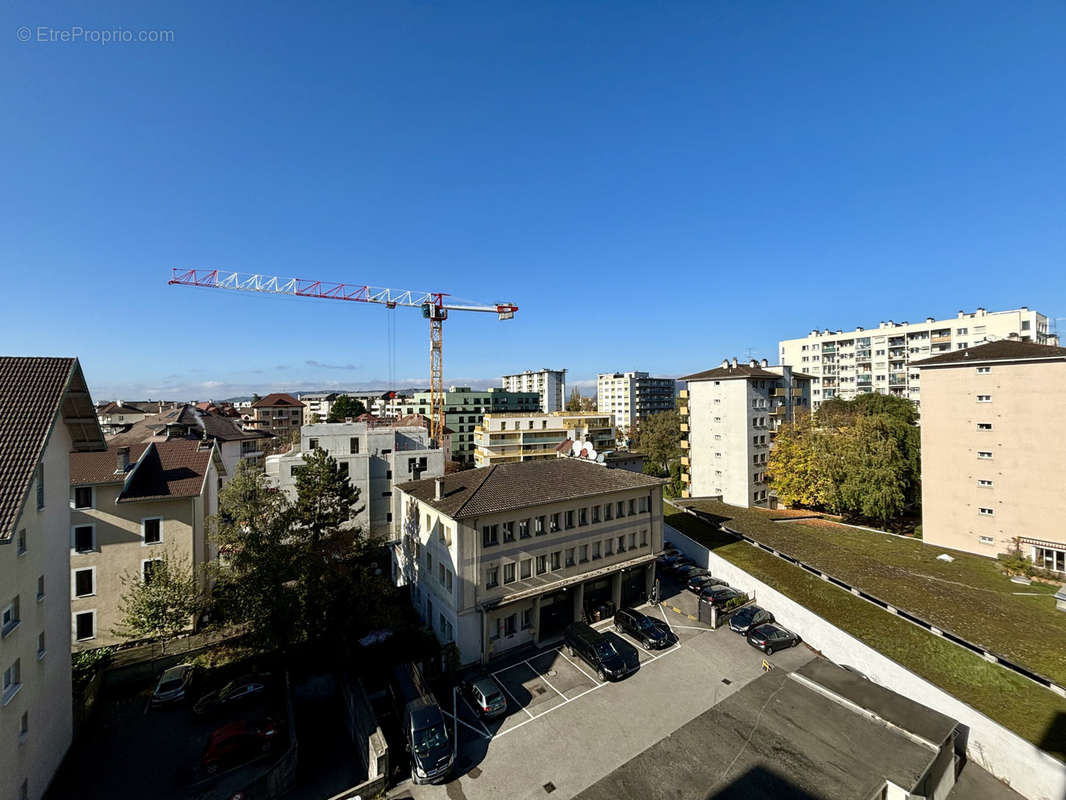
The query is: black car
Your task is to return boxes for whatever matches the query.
[460,675,507,719]
[746,623,801,655]
[613,608,671,650]
[687,573,726,594]
[674,564,704,580]
[728,605,774,635]
[670,556,695,573]
[193,674,269,716]
[564,622,634,681]
[699,586,743,608]
[656,549,682,568]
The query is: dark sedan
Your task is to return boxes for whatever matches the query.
[670,556,695,573]
[613,608,671,650]
[687,574,727,594]
[193,675,269,716]
[728,605,774,635]
[699,586,744,608]
[674,564,706,581]
[746,623,801,656]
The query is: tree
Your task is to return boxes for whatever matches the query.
[328,395,367,422]
[579,395,597,412]
[251,392,262,403]
[635,411,682,474]
[211,461,300,653]
[114,549,205,654]
[834,415,912,524]
[765,419,834,509]
[308,412,322,424]
[566,388,583,412]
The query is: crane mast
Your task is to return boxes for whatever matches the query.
[168,268,517,445]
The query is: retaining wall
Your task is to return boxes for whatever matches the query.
[667,523,1066,800]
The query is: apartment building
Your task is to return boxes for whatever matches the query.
[501,369,567,413]
[68,440,224,648]
[597,372,676,432]
[249,393,305,438]
[678,359,811,508]
[371,392,413,419]
[266,419,445,539]
[473,412,616,467]
[400,387,540,464]
[393,459,665,665]
[107,404,274,476]
[298,392,339,421]
[778,306,1057,410]
[0,357,105,800]
[915,339,1066,570]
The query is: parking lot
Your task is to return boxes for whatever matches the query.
[390,584,814,800]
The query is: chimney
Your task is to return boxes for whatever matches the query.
[761,358,769,368]
[721,359,730,368]
[434,477,444,501]
[749,359,758,368]
[116,447,131,474]
[856,326,864,332]
[731,358,738,368]
[958,310,965,318]
[926,317,934,323]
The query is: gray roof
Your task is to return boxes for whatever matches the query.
[395,459,664,520]
[682,364,812,382]
[913,339,1066,368]
[0,357,105,540]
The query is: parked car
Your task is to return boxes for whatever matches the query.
[460,675,507,720]
[663,540,674,551]
[670,557,695,573]
[201,718,279,775]
[686,574,726,594]
[613,608,671,650]
[728,605,774,635]
[151,664,195,707]
[699,586,744,609]
[563,621,634,681]
[193,675,269,716]
[656,549,682,568]
[674,563,703,580]
[746,623,801,655]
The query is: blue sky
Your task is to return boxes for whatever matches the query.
[2,1,1064,400]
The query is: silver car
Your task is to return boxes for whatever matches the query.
[151,664,195,707]
[461,675,507,719]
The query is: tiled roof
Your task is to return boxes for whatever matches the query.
[912,340,1066,367]
[71,440,218,501]
[681,363,813,382]
[97,401,146,415]
[0,357,104,540]
[396,458,664,520]
[107,405,274,446]
[251,392,304,408]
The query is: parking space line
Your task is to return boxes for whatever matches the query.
[524,659,568,700]
[458,693,493,738]
[657,603,675,635]
[670,623,709,630]
[492,660,532,677]
[556,647,603,685]
[493,677,537,720]
[441,708,493,740]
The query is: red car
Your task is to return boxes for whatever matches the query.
[202,719,279,775]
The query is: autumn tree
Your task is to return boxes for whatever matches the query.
[114,549,206,654]
[566,388,583,411]
[764,419,834,509]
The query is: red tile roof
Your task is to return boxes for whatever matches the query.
[70,440,218,501]
[251,393,304,408]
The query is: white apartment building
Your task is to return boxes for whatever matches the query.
[597,372,676,432]
[0,358,105,800]
[473,412,616,467]
[298,392,339,421]
[371,392,413,419]
[778,306,1057,410]
[266,419,445,539]
[501,370,566,413]
[393,459,665,665]
[679,359,811,508]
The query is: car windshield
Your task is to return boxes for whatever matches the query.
[158,679,182,693]
[594,640,618,658]
[484,691,503,704]
[218,682,237,699]
[636,617,657,631]
[734,608,754,623]
[413,722,448,755]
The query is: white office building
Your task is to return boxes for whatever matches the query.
[473,412,616,467]
[778,306,1057,410]
[679,359,811,508]
[501,370,567,413]
[597,371,676,432]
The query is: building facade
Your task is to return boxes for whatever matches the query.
[95,401,150,435]
[0,357,105,800]
[266,419,445,540]
[679,359,811,508]
[916,340,1066,570]
[297,392,339,421]
[473,412,616,467]
[371,392,413,419]
[778,306,1057,410]
[249,393,305,439]
[501,370,567,413]
[597,372,676,432]
[68,440,223,649]
[393,459,665,665]
[400,387,540,464]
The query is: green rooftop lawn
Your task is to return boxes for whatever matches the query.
[676,500,1066,688]
[665,510,1066,761]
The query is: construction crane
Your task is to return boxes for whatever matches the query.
[168,268,518,443]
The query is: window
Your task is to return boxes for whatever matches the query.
[2,597,20,637]
[3,658,21,704]
[565,510,575,529]
[978,451,993,460]
[520,558,532,579]
[640,529,648,547]
[482,524,499,547]
[439,563,446,584]
[504,614,517,637]
[143,559,163,583]
[978,507,994,516]
[504,563,516,584]
[349,437,360,454]
[75,611,95,641]
[446,570,453,592]
[536,555,547,575]
[977,423,992,431]
[617,535,625,553]
[579,544,589,563]
[74,486,93,509]
[16,528,26,556]
[522,608,533,629]
[979,536,994,545]
[519,519,530,539]
[977,394,991,403]
[36,631,45,660]
[978,479,993,487]
[73,568,95,598]
[1034,546,1066,573]
[604,503,613,521]
[35,464,44,510]
[551,513,561,532]
[578,508,588,526]
[536,516,547,535]
[976,367,990,374]
[605,538,614,556]
[338,461,350,477]
[36,576,44,602]
[565,548,575,567]
[309,437,319,450]
[592,541,601,560]
[485,566,499,589]
[638,496,648,513]
[592,505,600,523]
[550,551,561,570]
[629,532,637,549]
[502,521,515,542]
[617,501,625,518]
[142,517,162,545]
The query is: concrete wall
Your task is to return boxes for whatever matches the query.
[667,522,1066,800]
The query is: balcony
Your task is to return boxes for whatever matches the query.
[770,388,787,397]
[680,422,689,433]
[681,472,690,484]
[678,405,689,417]
[889,373,908,386]
[791,388,804,397]
[679,389,689,400]
[769,405,787,417]
[681,456,689,467]
[680,439,689,450]
[931,334,951,345]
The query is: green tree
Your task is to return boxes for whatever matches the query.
[113,549,205,654]
[566,388,582,412]
[211,461,299,653]
[635,410,682,474]
[308,412,322,424]
[328,395,367,422]
[834,415,913,524]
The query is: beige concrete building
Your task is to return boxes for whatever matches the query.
[249,392,305,440]
[679,359,811,507]
[916,339,1066,570]
[0,357,105,800]
[68,440,224,649]
[473,412,616,467]
[778,306,1057,410]
[393,460,665,665]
